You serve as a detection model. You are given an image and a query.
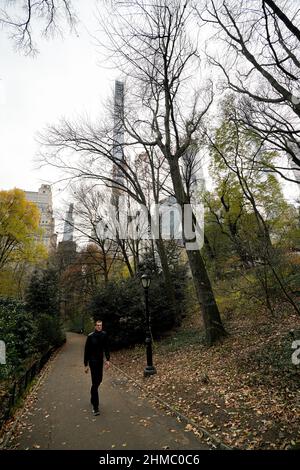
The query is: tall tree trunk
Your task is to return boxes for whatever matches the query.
[155,236,181,325]
[169,158,226,344]
[186,249,226,344]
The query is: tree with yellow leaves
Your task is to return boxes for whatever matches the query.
[0,188,47,270]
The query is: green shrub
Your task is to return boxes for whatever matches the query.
[0,296,65,380]
[26,268,60,317]
[34,314,66,353]
[89,277,176,349]
[0,298,37,379]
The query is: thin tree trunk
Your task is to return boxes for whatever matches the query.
[204,233,215,260]
[118,238,134,277]
[262,264,274,315]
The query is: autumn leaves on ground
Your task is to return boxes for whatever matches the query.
[113,309,300,450]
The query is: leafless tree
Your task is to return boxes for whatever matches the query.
[39,0,226,343]
[197,0,300,183]
[69,184,121,285]
[0,0,76,54]
[96,0,226,343]
[38,108,181,321]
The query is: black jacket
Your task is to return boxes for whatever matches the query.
[84,330,110,366]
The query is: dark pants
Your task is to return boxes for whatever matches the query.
[89,360,103,410]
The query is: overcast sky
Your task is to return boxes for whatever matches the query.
[0,1,299,217]
[0,1,119,214]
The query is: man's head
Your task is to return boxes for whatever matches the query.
[94,320,103,332]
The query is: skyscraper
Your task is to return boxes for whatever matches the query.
[25,184,57,250]
[63,203,74,242]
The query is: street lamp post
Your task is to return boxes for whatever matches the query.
[141,274,156,377]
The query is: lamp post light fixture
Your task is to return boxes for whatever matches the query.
[141,273,156,377]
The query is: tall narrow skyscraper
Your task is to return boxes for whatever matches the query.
[63,203,74,242]
[112,80,125,187]
[113,81,124,161]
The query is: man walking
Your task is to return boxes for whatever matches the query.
[84,320,110,415]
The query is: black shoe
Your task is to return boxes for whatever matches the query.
[93,408,100,416]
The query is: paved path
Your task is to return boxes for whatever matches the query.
[8,333,209,450]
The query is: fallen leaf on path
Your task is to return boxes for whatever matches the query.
[185,424,193,432]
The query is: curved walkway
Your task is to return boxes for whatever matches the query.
[7,333,210,450]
